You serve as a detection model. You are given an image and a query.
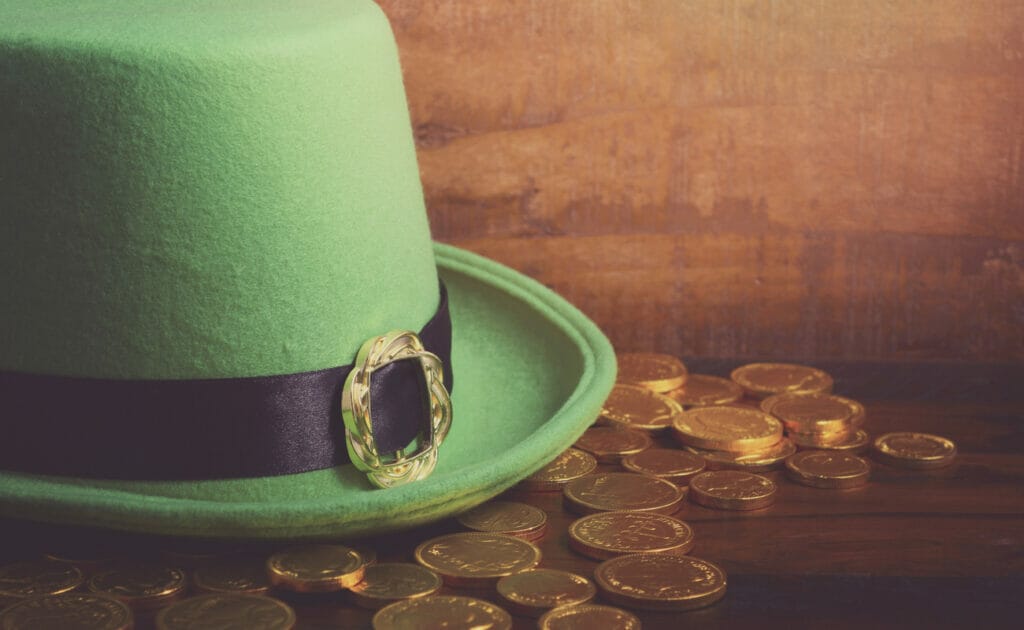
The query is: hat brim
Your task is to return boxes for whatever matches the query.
[0,243,616,539]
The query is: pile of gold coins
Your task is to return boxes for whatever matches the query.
[0,353,959,629]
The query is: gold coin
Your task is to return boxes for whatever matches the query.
[730,362,833,398]
[495,568,596,617]
[787,427,858,449]
[0,559,83,598]
[372,595,512,630]
[193,556,271,595]
[563,472,684,515]
[686,438,796,473]
[594,554,727,611]
[599,384,682,432]
[0,593,133,630]
[456,501,547,541]
[786,450,870,488]
[413,532,541,588]
[87,564,186,611]
[672,406,783,453]
[762,392,865,433]
[155,593,294,630]
[621,448,706,484]
[347,563,442,610]
[538,604,641,630]
[519,447,598,491]
[568,511,695,560]
[573,427,652,463]
[689,470,778,510]
[266,544,365,592]
[820,429,871,453]
[616,352,688,392]
[667,374,743,407]
[873,432,957,469]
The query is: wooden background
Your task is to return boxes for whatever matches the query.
[377,0,1024,363]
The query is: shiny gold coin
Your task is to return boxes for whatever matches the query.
[762,392,865,434]
[456,501,547,540]
[155,593,295,630]
[873,432,958,469]
[820,428,871,453]
[496,568,596,618]
[0,559,83,598]
[667,374,744,407]
[786,450,870,488]
[616,352,688,392]
[538,604,641,630]
[0,593,133,630]
[347,563,442,610]
[621,447,706,484]
[372,595,512,630]
[87,564,186,611]
[266,544,365,593]
[689,470,778,510]
[193,556,271,595]
[573,427,652,463]
[672,406,784,453]
[413,533,541,588]
[568,511,695,560]
[731,362,834,398]
[518,447,598,491]
[599,384,682,432]
[594,554,727,611]
[686,438,796,473]
[563,472,684,515]
[787,427,858,449]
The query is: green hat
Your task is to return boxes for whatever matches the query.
[0,1,615,538]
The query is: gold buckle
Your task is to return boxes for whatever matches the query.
[341,330,452,488]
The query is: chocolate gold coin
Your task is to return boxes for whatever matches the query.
[599,384,682,432]
[689,470,778,510]
[155,593,295,630]
[563,473,684,515]
[731,362,833,398]
[347,563,442,610]
[193,556,271,595]
[518,448,598,491]
[568,511,695,560]
[538,604,641,630]
[787,427,858,449]
[456,501,547,541]
[786,450,870,488]
[672,406,784,453]
[594,554,727,611]
[372,595,512,630]
[266,544,365,592]
[873,432,957,469]
[496,568,596,617]
[667,374,743,407]
[0,593,133,630]
[616,353,688,392]
[0,559,83,599]
[621,448,706,484]
[413,532,541,588]
[87,564,186,611]
[573,427,652,463]
[820,429,871,453]
[761,392,865,434]
[686,438,796,473]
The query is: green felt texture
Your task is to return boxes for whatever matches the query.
[0,244,617,539]
[0,0,436,378]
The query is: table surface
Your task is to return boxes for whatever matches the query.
[2,361,1022,629]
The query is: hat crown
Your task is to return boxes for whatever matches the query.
[0,0,438,378]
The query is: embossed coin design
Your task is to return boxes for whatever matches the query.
[672,406,784,453]
[156,593,295,630]
[873,432,957,469]
[413,532,541,588]
[87,564,186,611]
[496,568,596,617]
[0,593,133,630]
[348,563,442,610]
[0,559,83,599]
[538,603,642,630]
[689,470,778,510]
[266,544,365,592]
[563,473,684,515]
[193,556,271,595]
[686,438,796,473]
[786,450,871,488]
[599,384,682,432]
[594,554,727,611]
[457,501,547,540]
[568,511,695,560]
[621,447,706,483]
[573,427,653,463]
[372,595,512,630]
[518,447,598,491]
[761,392,865,434]
[667,373,744,407]
[731,362,834,398]
[616,352,688,392]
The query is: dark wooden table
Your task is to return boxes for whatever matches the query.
[2,361,1022,628]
